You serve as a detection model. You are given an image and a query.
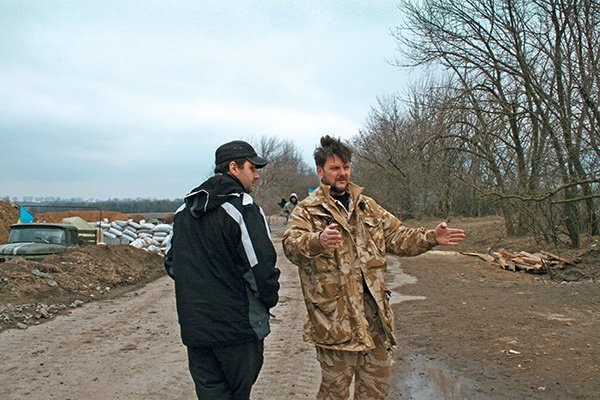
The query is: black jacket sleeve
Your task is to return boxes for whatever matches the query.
[233,202,280,309]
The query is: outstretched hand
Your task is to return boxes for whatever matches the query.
[434,222,465,246]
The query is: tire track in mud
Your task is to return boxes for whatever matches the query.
[0,277,192,400]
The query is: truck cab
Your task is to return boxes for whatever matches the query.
[0,223,82,263]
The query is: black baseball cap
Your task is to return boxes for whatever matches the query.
[215,140,268,168]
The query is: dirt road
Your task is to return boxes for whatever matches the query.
[1,225,598,399]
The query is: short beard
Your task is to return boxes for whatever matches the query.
[330,183,347,196]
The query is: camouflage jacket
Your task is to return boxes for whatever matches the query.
[282,181,437,351]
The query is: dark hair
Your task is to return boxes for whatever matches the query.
[313,135,353,168]
[214,158,246,174]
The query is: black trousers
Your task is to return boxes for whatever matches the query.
[187,340,264,400]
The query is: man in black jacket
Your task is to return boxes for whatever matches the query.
[165,140,281,400]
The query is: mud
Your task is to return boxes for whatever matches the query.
[0,223,598,399]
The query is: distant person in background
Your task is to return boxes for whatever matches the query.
[282,135,465,399]
[278,198,287,210]
[165,140,281,400]
[282,193,298,223]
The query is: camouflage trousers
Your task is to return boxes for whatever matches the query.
[315,294,391,400]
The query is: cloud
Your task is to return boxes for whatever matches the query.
[0,0,406,200]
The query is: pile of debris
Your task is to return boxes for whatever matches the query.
[461,249,576,275]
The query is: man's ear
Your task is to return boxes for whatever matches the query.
[316,166,324,179]
[228,161,239,174]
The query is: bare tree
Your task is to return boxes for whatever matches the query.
[251,136,315,215]
[390,0,600,247]
[352,87,475,220]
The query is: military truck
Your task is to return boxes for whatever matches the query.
[0,223,83,263]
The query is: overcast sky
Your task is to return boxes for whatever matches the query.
[1,1,413,201]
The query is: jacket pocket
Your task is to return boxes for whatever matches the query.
[307,296,352,345]
[363,216,385,252]
[362,217,387,270]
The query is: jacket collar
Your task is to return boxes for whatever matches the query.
[318,180,364,204]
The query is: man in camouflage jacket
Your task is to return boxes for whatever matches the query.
[282,135,465,399]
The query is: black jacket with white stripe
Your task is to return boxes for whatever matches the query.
[164,173,280,348]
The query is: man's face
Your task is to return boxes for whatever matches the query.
[317,154,351,195]
[230,160,260,193]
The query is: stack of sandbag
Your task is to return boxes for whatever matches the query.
[96,219,172,254]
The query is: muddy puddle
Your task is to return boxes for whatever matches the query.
[387,255,472,399]
[393,354,469,399]
[387,257,426,305]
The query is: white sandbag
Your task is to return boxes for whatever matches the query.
[123,228,137,237]
[144,245,161,253]
[162,232,172,247]
[103,231,117,239]
[145,237,156,246]
[128,221,141,229]
[153,224,172,233]
[108,227,123,237]
[122,233,136,242]
[110,221,125,231]
[130,238,145,249]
